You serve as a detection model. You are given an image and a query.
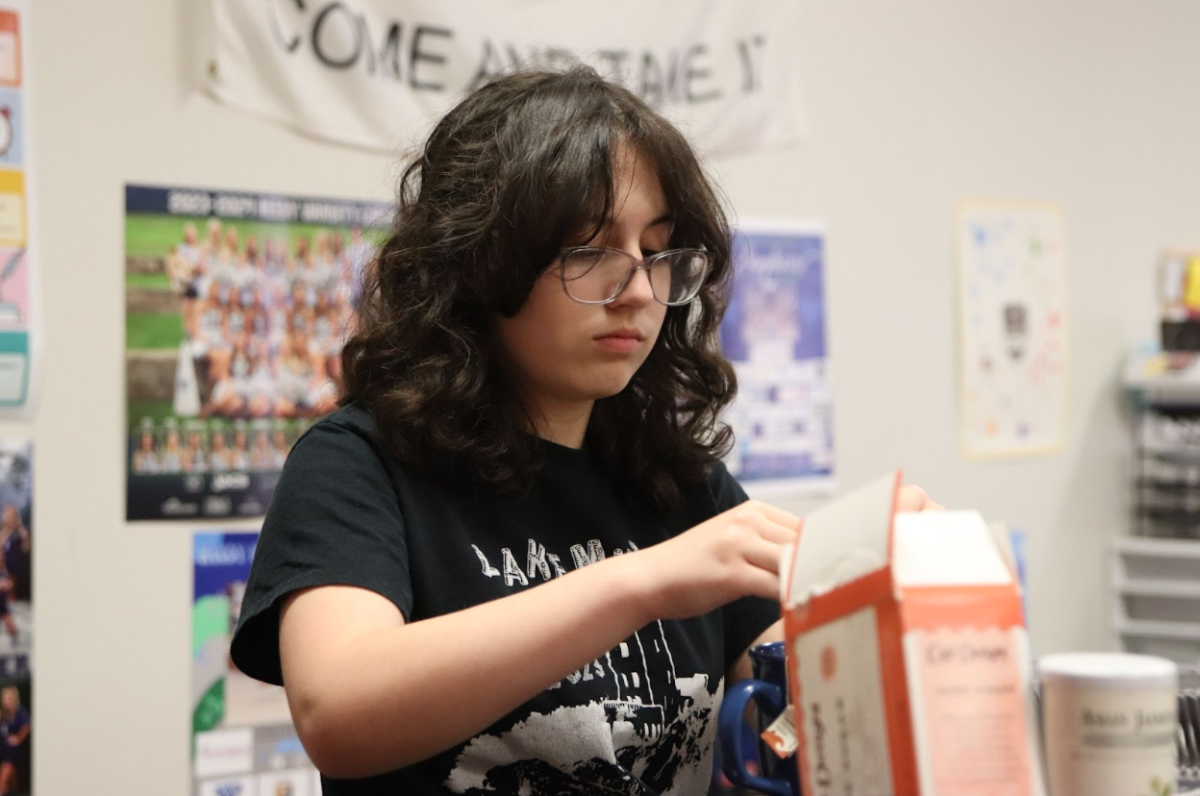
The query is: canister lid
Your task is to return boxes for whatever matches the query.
[1038,652,1178,689]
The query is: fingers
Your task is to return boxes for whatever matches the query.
[896,484,945,513]
[738,567,782,602]
[741,535,785,575]
[743,500,802,530]
[724,502,801,548]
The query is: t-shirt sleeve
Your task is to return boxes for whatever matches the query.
[230,416,411,686]
[708,461,783,671]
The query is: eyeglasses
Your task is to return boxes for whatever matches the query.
[556,247,711,306]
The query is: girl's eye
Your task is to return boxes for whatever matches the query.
[641,249,661,259]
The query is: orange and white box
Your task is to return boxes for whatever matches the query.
[781,472,1046,795]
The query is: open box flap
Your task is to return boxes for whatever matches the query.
[892,511,1015,588]
[784,471,901,608]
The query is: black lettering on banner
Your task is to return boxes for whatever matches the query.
[683,43,720,103]
[737,34,767,93]
[639,51,669,108]
[410,25,452,91]
[640,48,719,108]
[469,39,533,91]
[312,1,362,69]
[268,0,304,53]
[469,39,505,91]
[594,49,631,84]
[542,46,581,72]
[377,22,403,80]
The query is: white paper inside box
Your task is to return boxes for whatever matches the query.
[780,472,1046,796]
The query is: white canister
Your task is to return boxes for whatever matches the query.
[1039,652,1178,796]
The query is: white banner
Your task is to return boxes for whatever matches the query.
[207,0,805,157]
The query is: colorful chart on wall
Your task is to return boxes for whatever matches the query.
[0,4,38,416]
[957,201,1069,458]
[124,184,391,521]
[193,532,319,796]
[0,438,31,796]
[719,220,834,494]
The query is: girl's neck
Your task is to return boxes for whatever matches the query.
[530,400,594,450]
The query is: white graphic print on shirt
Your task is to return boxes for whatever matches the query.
[448,538,724,795]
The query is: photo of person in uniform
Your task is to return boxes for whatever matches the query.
[131,431,160,475]
[0,684,29,796]
[0,508,28,607]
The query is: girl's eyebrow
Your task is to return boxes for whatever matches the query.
[580,213,674,230]
[569,213,675,247]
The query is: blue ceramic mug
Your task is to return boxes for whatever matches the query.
[717,641,801,796]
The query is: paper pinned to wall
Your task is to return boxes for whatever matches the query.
[720,220,834,494]
[0,4,38,417]
[123,183,392,522]
[957,201,1069,459]
[192,531,319,795]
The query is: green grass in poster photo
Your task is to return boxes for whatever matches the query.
[125,212,353,342]
[124,211,384,428]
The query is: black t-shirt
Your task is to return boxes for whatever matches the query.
[231,404,779,796]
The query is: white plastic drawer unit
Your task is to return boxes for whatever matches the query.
[1112,536,1200,664]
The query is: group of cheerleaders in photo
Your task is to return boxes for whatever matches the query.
[131,418,301,476]
[168,218,375,422]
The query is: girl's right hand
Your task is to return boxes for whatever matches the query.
[628,500,801,622]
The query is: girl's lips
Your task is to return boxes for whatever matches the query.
[594,334,642,354]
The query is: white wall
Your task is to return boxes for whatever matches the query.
[26,0,1184,791]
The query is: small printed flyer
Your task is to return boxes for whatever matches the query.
[124,184,391,521]
[193,531,319,796]
[957,201,1068,458]
[720,221,834,494]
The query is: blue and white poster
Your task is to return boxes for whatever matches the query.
[192,531,320,796]
[720,221,834,494]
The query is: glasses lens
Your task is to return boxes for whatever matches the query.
[561,249,631,303]
[650,251,710,305]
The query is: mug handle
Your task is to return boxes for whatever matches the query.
[718,678,794,796]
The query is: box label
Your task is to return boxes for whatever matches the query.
[793,605,894,794]
[905,627,1035,795]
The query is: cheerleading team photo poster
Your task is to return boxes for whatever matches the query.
[124,184,390,521]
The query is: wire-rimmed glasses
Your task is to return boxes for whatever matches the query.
[556,247,711,306]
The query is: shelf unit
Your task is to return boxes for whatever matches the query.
[1112,538,1200,663]
[1118,351,1200,665]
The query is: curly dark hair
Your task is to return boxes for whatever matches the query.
[341,66,738,514]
